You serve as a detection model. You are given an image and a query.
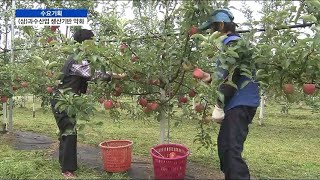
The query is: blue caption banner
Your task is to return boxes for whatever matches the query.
[15,9,88,18]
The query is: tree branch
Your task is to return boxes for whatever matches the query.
[161,71,186,105]
[123,91,160,96]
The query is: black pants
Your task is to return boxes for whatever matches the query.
[218,106,257,180]
[50,99,77,173]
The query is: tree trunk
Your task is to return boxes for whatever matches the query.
[8,0,16,133]
[259,95,265,126]
[2,103,7,132]
[159,88,166,144]
[32,95,36,118]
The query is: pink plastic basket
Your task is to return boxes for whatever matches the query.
[150,143,189,180]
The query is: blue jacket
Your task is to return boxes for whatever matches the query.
[217,34,260,111]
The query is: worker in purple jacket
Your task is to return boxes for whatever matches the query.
[50,29,126,178]
[199,9,260,180]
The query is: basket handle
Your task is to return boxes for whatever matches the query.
[151,148,165,158]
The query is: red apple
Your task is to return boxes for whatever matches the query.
[283,84,294,94]
[120,43,128,53]
[178,96,188,104]
[195,103,204,113]
[147,79,160,86]
[21,81,28,88]
[153,79,160,86]
[98,97,105,104]
[193,68,204,79]
[147,102,159,111]
[104,100,114,110]
[303,84,316,95]
[47,37,53,43]
[188,89,197,97]
[143,107,152,113]
[12,85,19,91]
[150,102,159,110]
[131,55,139,62]
[115,84,123,93]
[138,97,148,107]
[147,79,154,85]
[50,26,59,32]
[1,96,8,103]
[46,86,53,93]
[147,103,153,109]
[188,26,198,36]
[132,73,140,81]
[169,152,177,158]
[113,91,122,97]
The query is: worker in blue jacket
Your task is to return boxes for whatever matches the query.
[199,8,260,180]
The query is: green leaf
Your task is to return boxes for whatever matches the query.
[95,121,103,126]
[190,34,207,41]
[209,31,221,42]
[225,50,239,58]
[284,59,291,69]
[78,133,85,140]
[225,57,236,64]
[216,90,225,105]
[307,0,320,9]
[54,101,64,109]
[59,104,68,112]
[22,26,33,36]
[258,81,268,87]
[240,68,252,75]
[240,72,253,79]
[224,81,238,89]
[240,80,250,89]
[47,61,58,69]
[77,124,86,131]
[200,41,210,48]
[300,15,317,23]
[220,64,229,70]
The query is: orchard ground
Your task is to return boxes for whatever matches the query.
[1,96,320,179]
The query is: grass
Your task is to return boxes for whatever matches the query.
[1,96,320,179]
[0,135,126,179]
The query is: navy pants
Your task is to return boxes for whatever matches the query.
[218,106,257,180]
[50,99,77,173]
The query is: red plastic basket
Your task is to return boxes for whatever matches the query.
[150,143,190,180]
[99,140,133,172]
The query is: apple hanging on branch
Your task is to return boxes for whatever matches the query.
[138,96,148,107]
[188,25,198,36]
[283,84,294,94]
[193,68,204,79]
[98,97,105,104]
[46,86,54,93]
[120,43,128,53]
[104,100,114,110]
[303,83,316,95]
[1,96,8,103]
[21,81,28,88]
[50,26,59,32]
